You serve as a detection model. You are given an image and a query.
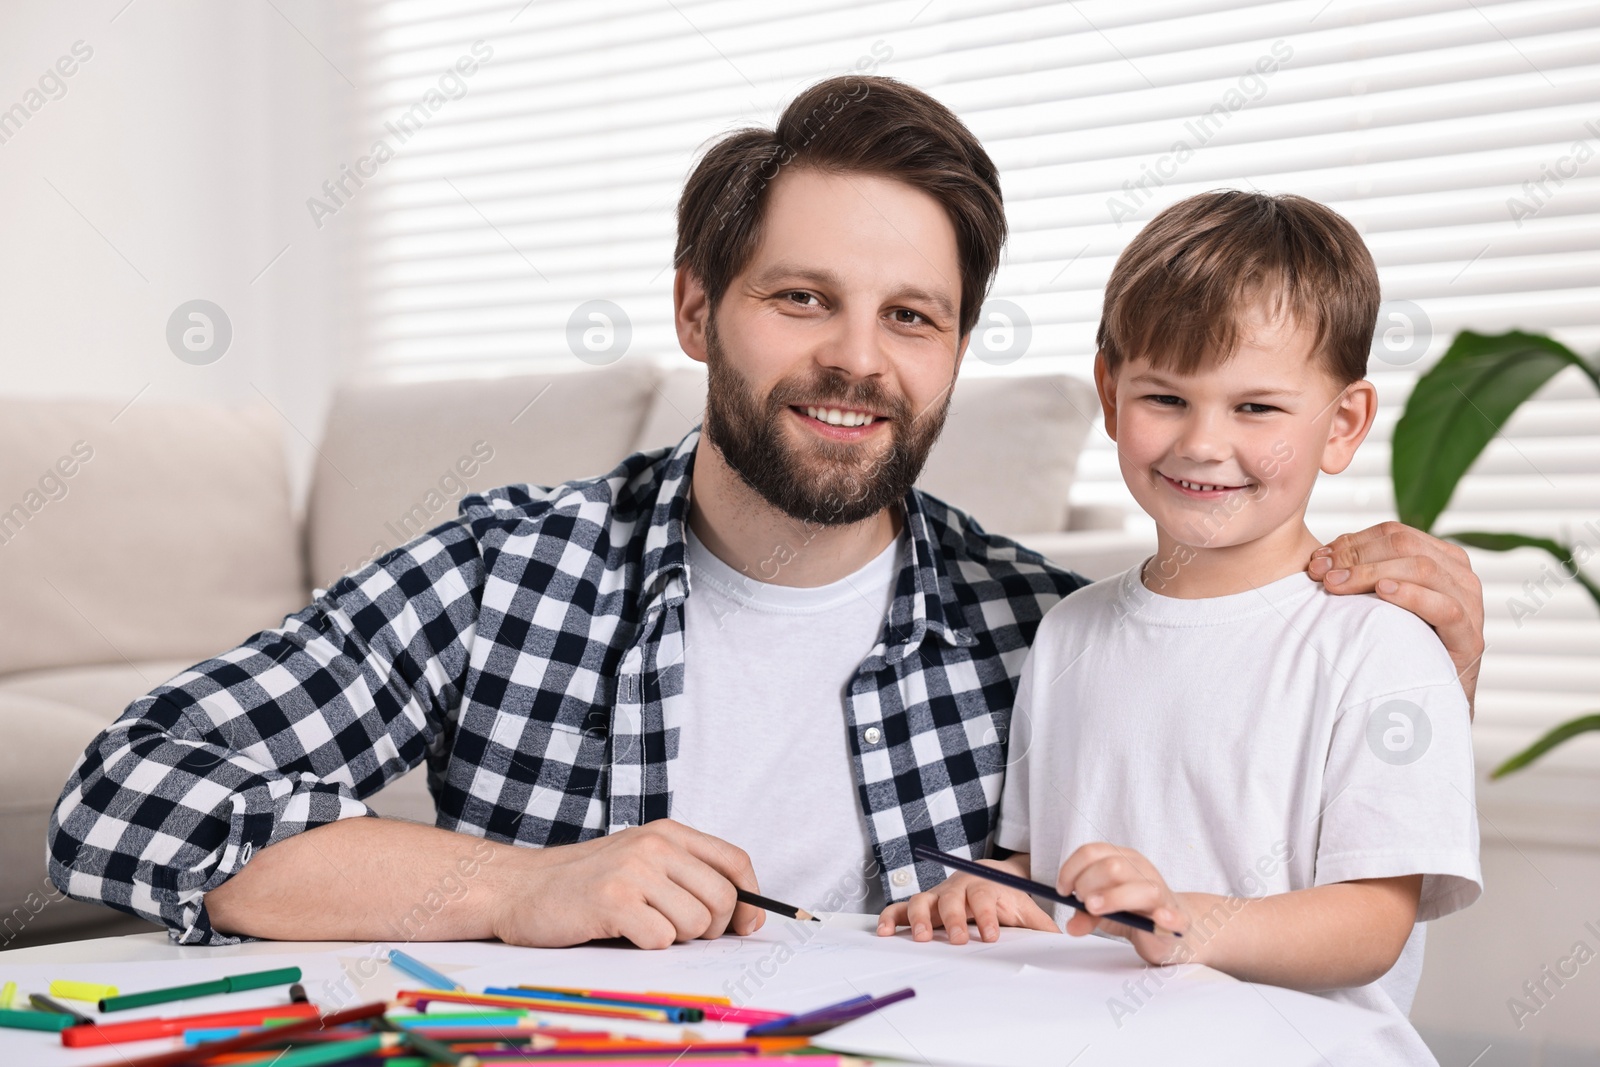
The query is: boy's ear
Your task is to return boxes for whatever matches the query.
[1319,378,1379,475]
[1092,350,1119,442]
[674,266,711,365]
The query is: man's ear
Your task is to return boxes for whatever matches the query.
[674,266,711,364]
[1092,350,1119,443]
[1319,378,1379,475]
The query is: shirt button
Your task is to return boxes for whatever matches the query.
[863,726,882,745]
[891,869,912,887]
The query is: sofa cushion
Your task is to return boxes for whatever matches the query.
[0,398,306,677]
[0,660,198,724]
[306,365,662,590]
[917,372,1097,535]
[0,657,440,936]
[633,366,1098,535]
[0,687,148,934]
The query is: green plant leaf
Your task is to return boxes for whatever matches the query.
[1446,531,1600,615]
[1391,331,1599,533]
[1491,713,1600,778]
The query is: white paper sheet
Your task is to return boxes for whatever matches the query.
[813,957,1392,1067]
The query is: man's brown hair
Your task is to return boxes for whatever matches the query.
[1097,190,1379,384]
[675,75,1005,338]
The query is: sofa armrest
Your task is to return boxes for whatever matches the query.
[1008,529,1156,583]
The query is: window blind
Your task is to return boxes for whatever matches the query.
[354,0,1600,796]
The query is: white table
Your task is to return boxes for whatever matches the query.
[1,914,1382,1066]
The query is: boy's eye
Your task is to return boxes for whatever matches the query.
[1145,394,1184,406]
[1239,403,1278,414]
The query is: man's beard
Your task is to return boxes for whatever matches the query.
[700,320,953,527]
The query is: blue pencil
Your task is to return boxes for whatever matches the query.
[386,949,463,992]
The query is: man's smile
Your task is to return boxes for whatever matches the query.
[790,404,890,441]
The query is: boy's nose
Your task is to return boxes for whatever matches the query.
[1172,417,1231,463]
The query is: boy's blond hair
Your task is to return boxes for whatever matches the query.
[1097,190,1380,385]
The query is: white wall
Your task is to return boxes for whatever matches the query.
[0,0,359,511]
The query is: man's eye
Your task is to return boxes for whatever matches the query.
[783,291,821,307]
[892,308,927,326]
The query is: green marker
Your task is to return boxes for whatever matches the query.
[267,1032,398,1067]
[0,1008,74,1032]
[99,966,302,1012]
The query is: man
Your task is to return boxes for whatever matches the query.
[48,76,1485,949]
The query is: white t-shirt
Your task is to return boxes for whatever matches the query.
[670,523,901,915]
[997,560,1481,1066]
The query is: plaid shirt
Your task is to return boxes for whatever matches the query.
[49,430,1087,944]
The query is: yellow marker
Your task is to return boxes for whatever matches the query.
[49,979,118,1003]
[0,981,15,1009]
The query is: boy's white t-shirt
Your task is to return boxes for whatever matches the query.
[997,560,1482,1066]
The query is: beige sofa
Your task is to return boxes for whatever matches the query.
[0,362,1152,944]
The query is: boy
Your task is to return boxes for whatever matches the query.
[877,190,1481,1064]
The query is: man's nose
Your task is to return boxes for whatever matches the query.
[817,306,890,380]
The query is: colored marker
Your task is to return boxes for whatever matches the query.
[74,1001,388,1067]
[29,993,91,1025]
[50,979,118,1003]
[0,981,15,1009]
[61,1001,321,1047]
[386,949,462,992]
[98,965,301,1012]
[0,1008,74,1032]
[254,1032,398,1067]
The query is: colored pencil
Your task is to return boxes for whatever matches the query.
[485,987,702,1023]
[99,965,302,1012]
[512,986,787,1025]
[788,986,916,1034]
[912,843,1176,936]
[450,1057,864,1067]
[736,889,818,922]
[82,1001,388,1067]
[747,987,914,1037]
[387,949,463,992]
[397,989,672,1023]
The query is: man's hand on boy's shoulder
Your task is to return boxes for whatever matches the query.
[1307,521,1485,716]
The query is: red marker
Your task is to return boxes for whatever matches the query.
[61,1001,320,1047]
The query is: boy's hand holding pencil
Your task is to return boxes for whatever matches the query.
[1056,842,1192,963]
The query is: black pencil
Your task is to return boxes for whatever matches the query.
[912,844,1179,937]
[737,888,820,922]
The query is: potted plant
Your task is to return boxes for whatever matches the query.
[1390,330,1600,776]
